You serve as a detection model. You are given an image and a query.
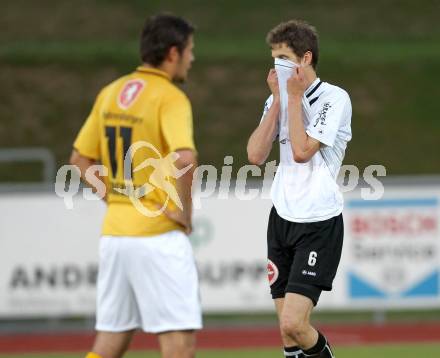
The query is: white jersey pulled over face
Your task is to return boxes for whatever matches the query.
[261,59,352,223]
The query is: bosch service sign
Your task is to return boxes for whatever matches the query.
[344,192,440,306]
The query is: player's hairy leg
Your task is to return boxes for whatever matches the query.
[90,330,135,358]
[158,330,196,358]
[275,298,301,348]
[280,293,318,350]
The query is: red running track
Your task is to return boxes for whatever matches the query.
[1,323,440,353]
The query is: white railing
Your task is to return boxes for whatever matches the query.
[0,148,56,189]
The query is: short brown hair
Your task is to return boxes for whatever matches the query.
[140,14,195,67]
[266,20,319,69]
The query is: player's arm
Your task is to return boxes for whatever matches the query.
[247,99,279,165]
[160,92,197,234]
[287,68,320,163]
[69,150,106,200]
[247,69,280,166]
[287,97,320,163]
[164,149,197,234]
[70,150,96,175]
[70,91,106,199]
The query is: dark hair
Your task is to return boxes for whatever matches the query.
[140,14,195,67]
[266,20,319,69]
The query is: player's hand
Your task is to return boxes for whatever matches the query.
[287,66,308,99]
[162,207,193,235]
[267,69,280,100]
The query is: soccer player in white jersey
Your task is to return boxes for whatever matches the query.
[247,20,352,358]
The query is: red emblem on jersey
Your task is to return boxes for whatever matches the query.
[267,259,279,286]
[118,79,145,110]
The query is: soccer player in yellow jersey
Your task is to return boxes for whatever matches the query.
[70,14,201,358]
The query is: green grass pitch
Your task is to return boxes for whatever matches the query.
[2,344,440,358]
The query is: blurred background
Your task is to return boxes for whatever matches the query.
[0,0,439,357]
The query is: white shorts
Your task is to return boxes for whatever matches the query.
[96,230,202,333]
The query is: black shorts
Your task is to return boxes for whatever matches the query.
[267,206,344,305]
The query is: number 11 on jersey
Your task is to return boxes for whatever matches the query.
[105,125,133,182]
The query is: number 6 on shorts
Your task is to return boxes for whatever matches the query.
[308,251,317,266]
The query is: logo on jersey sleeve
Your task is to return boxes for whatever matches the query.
[313,102,332,127]
[267,259,279,286]
[118,79,145,110]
